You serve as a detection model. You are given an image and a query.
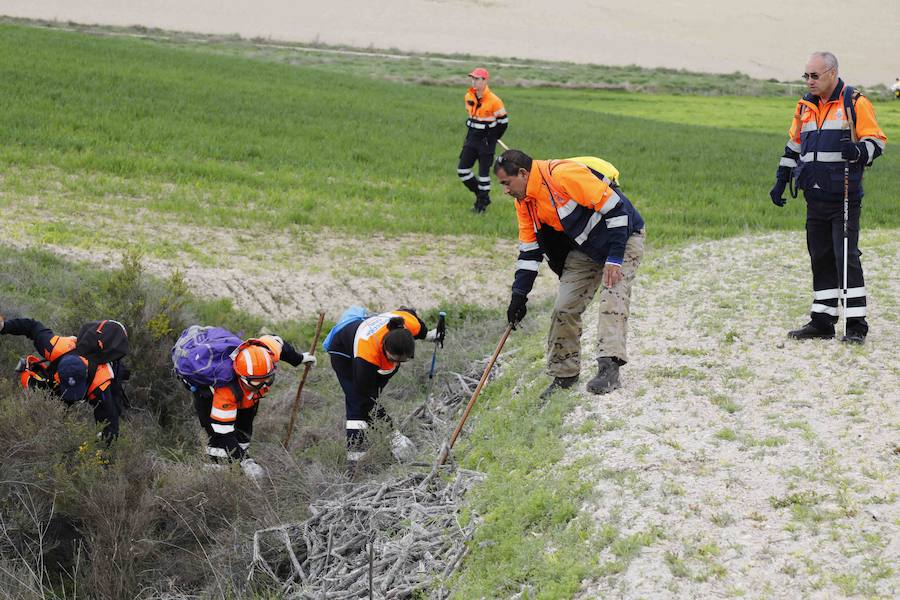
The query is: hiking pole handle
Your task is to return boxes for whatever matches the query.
[283,311,326,449]
[437,323,513,466]
[497,139,510,151]
[429,312,446,377]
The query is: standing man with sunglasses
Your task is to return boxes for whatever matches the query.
[457,67,509,213]
[770,52,886,344]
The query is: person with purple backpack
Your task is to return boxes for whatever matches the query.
[172,326,316,478]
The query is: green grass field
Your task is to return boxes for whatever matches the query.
[1,22,897,256]
[0,20,898,600]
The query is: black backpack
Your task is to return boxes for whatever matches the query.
[76,320,130,363]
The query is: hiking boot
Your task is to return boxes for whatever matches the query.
[586,357,621,395]
[840,330,866,345]
[539,375,579,400]
[787,321,834,340]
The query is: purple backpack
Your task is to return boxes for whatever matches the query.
[172,326,242,390]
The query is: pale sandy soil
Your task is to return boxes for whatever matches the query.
[0,209,557,320]
[2,1,898,86]
[564,230,899,599]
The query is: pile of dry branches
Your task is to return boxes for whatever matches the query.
[250,468,483,599]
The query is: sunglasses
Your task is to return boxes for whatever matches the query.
[802,67,833,81]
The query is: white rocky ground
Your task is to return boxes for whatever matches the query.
[567,230,898,599]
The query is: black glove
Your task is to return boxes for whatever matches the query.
[436,313,446,347]
[280,340,303,367]
[841,141,867,164]
[769,165,791,207]
[769,180,787,207]
[507,293,527,327]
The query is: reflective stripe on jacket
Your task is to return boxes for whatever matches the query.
[512,159,644,296]
[465,86,508,135]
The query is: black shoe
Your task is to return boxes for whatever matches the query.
[787,321,834,340]
[473,195,491,213]
[840,331,866,345]
[587,357,621,395]
[540,375,579,400]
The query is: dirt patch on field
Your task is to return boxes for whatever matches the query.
[0,209,555,319]
[565,230,899,598]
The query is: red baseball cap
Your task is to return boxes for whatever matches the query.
[468,67,490,80]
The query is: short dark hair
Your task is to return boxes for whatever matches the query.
[383,318,415,360]
[494,149,532,175]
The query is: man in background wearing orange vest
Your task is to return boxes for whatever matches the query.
[769,52,886,344]
[457,67,508,213]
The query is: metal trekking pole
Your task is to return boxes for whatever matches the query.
[436,323,513,466]
[283,311,325,449]
[400,311,446,429]
[842,107,857,339]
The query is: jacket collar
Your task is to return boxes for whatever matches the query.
[805,78,844,104]
[523,160,548,203]
[468,84,491,100]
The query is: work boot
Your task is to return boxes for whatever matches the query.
[787,321,834,340]
[473,194,491,213]
[840,330,866,345]
[586,357,621,395]
[539,375,579,400]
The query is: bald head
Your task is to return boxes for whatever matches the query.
[805,52,840,99]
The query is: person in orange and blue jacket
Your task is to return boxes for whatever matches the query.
[0,315,126,441]
[457,67,508,213]
[493,150,645,399]
[184,334,316,478]
[770,52,886,344]
[325,308,443,465]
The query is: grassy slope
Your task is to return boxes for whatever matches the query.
[1,23,897,256]
[2,21,899,598]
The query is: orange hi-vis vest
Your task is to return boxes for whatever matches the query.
[465,85,507,133]
[21,335,114,400]
[353,311,423,374]
[209,335,284,435]
[517,159,621,243]
[783,80,886,197]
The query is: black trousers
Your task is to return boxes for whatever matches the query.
[457,139,495,200]
[804,194,868,334]
[192,393,256,460]
[330,354,392,451]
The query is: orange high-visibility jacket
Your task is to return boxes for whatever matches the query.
[512,159,644,296]
[208,335,285,435]
[465,85,508,136]
[780,80,886,197]
[1,318,115,401]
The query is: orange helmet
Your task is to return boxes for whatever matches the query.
[233,343,277,391]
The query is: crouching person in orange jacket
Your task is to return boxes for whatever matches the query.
[0,315,129,442]
[324,308,443,467]
[172,327,316,479]
[494,150,646,399]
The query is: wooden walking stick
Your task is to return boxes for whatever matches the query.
[436,323,513,466]
[282,311,325,449]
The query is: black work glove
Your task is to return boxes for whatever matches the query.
[507,293,528,327]
[841,141,867,164]
[769,165,791,207]
[280,340,303,367]
[769,180,787,207]
[436,314,446,347]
